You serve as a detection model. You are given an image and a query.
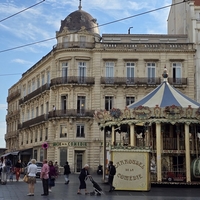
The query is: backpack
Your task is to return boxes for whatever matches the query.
[6,160,11,166]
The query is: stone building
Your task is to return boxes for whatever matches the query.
[5,2,196,173]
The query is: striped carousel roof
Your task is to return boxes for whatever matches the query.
[128,80,200,109]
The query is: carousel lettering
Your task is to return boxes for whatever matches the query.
[117,173,143,181]
[115,159,145,169]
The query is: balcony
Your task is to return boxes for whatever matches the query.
[7,89,21,103]
[101,77,161,85]
[101,77,187,87]
[50,76,95,87]
[53,42,95,50]
[19,83,50,105]
[18,114,48,129]
[5,131,18,139]
[48,109,94,119]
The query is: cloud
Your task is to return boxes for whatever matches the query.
[11,59,33,65]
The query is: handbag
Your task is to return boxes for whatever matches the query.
[51,175,56,180]
[23,174,29,183]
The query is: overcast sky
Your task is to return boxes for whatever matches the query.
[0,0,171,148]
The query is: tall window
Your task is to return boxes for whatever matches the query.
[40,129,43,141]
[37,77,40,89]
[126,62,135,84]
[41,74,45,85]
[60,125,67,138]
[105,62,114,83]
[77,96,85,115]
[35,130,38,142]
[80,36,86,47]
[78,62,86,83]
[76,125,85,137]
[32,79,35,92]
[28,82,31,94]
[126,97,135,106]
[40,149,44,162]
[147,63,156,83]
[172,62,182,83]
[31,107,34,119]
[105,96,113,111]
[36,107,38,117]
[23,85,26,97]
[41,104,44,115]
[47,71,50,85]
[62,62,68,83]
[61,95,68,113]
[33,150,37,160]
[46,102,49,114]
[45,128,48,140]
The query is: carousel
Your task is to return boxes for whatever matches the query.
[94,67,200,190]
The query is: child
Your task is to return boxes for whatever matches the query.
[9,166,14,181]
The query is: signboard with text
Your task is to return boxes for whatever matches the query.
[112,151,150,191]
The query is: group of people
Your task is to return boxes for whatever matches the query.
[26,159,69,196]
[1,156,116,195]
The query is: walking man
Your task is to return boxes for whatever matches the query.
[40,159,49,196]
[108,161,116,192]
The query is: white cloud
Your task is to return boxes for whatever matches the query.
[11,59,33,65]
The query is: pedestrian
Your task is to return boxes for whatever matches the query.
[48,160,57,193]
[5,157,12,179]
[64,161,71,184]
[27,159,37,196]
[77,164,90,195]
[54,161,59,175]
[14,159,22,181]
[40,159,49,196]
[108,161,116,192]
[1,157,7,185]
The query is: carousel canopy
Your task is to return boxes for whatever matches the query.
[128,80,200,109]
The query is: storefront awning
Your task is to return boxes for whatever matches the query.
[1,151,19,157]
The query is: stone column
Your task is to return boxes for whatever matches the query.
[156,122,162,182]
[185,123,191,182]
[130,124,136,146]
[111,126,115,146]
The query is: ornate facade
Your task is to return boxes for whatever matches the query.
[5,3,196,175]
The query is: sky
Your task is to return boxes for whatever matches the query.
[0,0,171,148]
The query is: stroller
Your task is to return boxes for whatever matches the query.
[88,176,103,196]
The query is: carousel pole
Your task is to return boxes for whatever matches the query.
[130,124,135,146]
[156,122,162,182]
[185,123,191,182]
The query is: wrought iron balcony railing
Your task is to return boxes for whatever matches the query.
[19,83,50,105]
[50,76,95,86]
[48,109,94,118]
[53,42,95,50]
[7,89,21,103]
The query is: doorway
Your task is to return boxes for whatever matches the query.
[75,151,84,173]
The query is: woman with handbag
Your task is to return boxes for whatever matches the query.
[27,159,37,196]
[48,160,57,192]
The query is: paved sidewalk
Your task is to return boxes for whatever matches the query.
[0,174,200,200]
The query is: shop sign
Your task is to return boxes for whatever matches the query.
[60,142,87,147]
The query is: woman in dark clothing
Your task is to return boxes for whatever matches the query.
[77,164,90,195]
[48,161,57,192]
[15,160,22,181]
[64,161,71,184]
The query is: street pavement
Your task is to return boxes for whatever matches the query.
[0,173,200,200]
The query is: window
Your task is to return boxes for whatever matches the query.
[36,107,38,117]
[27,110,30,120]
[28,82,31,94]
[147,63,156,84]
[32,79,35,92]
[76,125,85,137]
[41,74,45,85]
[30,132,33,143]
[172,62,182,83]
[40,129,43,141]
[40,149,44,162]
[62,62,68,83]
[23,85,26,97]
[105,96,113,111]
[105,62,114,83]
[63,37,68,48]
[126,62,135,84]
[46,102,49,114]
[33,150,37,160]
[80,36,86,47]
[31,107,34,119]
[35,130,38,142]
[37,77,40,88]
[61,95,68,113]
[126,97,135,106]
[60,148,67,167]
[60,125,67,138]
[45,128,48,140]
[78,62,86,83]
[41,104,44,115]
[77,96,85,115]
[47,71,50,85]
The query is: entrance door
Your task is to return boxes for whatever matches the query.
[75,152,83,173]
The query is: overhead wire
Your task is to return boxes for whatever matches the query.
[0,0,45,23]
[0,0,187,53]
